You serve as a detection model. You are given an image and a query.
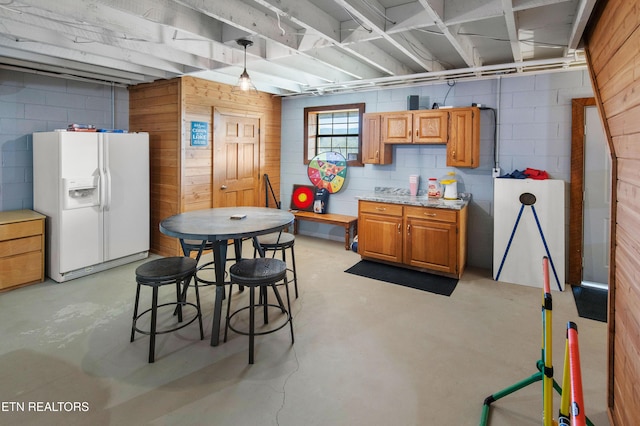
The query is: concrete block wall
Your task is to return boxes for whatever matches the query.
[280,69,595,270]
[0,69,129,211]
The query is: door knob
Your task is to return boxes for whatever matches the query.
[220,185,227,189]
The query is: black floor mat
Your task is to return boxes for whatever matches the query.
[571,285,608,323]
[345,260,458,297]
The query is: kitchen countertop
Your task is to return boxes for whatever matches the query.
[356,187,471,210]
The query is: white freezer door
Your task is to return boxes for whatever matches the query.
[493,179,566,291]
[103,133,150,261]
[59,133,102,273]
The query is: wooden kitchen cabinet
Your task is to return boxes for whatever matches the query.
[358,200,467,278]
[404,206,460,274]
[362,113,393,164]
[0,210,45,291]
[381,111,448,144]
[447,108,479,168]
[372,107,480,168]
[414,111,449,143]
[358,201,403,263]
[381,112,413,143]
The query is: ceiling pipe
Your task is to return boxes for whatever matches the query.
[282,56,586,97]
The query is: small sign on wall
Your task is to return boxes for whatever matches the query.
[191,121,209,146]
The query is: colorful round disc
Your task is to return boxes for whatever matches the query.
[307,151,348,193]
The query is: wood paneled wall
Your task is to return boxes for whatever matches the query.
[129,77,282,257]
[584,1,640,424]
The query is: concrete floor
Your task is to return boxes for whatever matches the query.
[0,235,609,426]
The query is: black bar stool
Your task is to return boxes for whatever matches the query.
[254,232,299,298]
[224,258,294,364]
[130,257,203,363]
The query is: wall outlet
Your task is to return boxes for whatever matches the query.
[492,167,501,178]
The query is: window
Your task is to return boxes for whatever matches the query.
[304,103,365,167]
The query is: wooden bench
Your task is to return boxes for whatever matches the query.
[291,211,357,250]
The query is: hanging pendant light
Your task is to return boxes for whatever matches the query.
[233,39,258,94]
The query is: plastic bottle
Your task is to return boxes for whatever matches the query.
[427,177,442,198]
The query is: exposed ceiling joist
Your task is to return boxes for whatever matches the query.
[0,0,597,96]
[501,0,524,63]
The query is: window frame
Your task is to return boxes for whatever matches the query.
[303,103,365,167]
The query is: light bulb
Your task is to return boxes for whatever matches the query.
[238,70,251,91]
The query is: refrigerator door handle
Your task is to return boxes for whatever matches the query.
[105,167,112,210]
[98,143,106,210]
[99,136,112,210]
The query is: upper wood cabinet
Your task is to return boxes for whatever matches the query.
[381,111,448,144]
[365,107,480,168]
[447,108,480,168]
[381,112,412,143]
[362,113,393,164]
[414,111,449,143]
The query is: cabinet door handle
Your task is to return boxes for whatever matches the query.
[407,224,411,235]
[397,223,401,233]
[376,207,386,211]
[375,150,379,159]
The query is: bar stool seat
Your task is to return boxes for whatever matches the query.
[255,232,299,298]
[224,258,294,364]
[130,257,203,363]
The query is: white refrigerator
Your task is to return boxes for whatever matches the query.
[33,131,150,282]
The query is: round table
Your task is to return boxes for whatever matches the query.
[160,207,294,346]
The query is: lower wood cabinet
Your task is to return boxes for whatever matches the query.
[0,210,45,291]
[358,201,404,263]
[358,200,467,278]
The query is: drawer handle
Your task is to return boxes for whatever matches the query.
[376,207,386,211]
[424,213,437,217]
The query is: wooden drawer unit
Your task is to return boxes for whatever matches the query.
[359,200,404,216]
[0,210,45,291]
[404,206,457,223]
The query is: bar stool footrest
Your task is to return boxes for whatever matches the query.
[227,303,291,337]
[133,301,202,337]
